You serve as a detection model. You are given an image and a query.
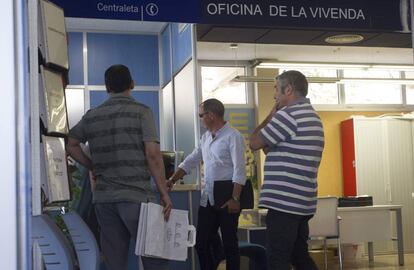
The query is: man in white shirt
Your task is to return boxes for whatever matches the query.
[168,98,246,270]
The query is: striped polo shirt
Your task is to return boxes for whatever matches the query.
[259,98,324,216]
[69,93,159,203]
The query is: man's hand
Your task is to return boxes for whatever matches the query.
[166,168,186,191]
[160,193,173,221]
[166,178,175,191]
[221,198,241,214]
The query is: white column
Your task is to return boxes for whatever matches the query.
[0,0,18,269]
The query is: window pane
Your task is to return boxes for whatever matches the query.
[343,69,402,104]
[308,83,338,104]
[344,83,402,104]
[280,68,338,104]
[405,72,414,104]
[201,66,247,104]
[406,85,414,104]
[404,71,414,79]
[343,69,400,78]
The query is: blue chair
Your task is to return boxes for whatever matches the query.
[62,211,100,270]
[32,214,76,270]
[239,241,267,270]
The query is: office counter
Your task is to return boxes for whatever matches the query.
[171,183,198,191]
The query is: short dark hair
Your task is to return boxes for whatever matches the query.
[104,64,133,93]
[276,70,308,97]
[201,98,225,117]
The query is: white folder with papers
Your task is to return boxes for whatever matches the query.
[135,202,196,261]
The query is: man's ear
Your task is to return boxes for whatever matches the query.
[285,84,294,96]
[130,80,135,90]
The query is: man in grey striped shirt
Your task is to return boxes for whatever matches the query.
[67,65,172,270]
[249,70,324,270]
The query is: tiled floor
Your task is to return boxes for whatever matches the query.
[218,253,414,270]
[327,253,414,270]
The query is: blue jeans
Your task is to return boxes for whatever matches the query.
[265,209,318,270]
[95,202,169,270]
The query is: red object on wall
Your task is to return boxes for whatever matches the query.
[341,119,357,196]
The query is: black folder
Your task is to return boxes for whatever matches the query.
[213,180,254,209]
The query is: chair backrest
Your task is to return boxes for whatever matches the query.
[61,212,100,270]
[308,197,339,238]
[32,214,76,270]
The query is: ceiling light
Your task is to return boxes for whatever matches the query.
[229,43,238,49]
[232,75,414,85]
[232,76,273,82]
[257,61,370,69]
[232,76,339,84]
[255,60,414,71]
[324,34,364,44]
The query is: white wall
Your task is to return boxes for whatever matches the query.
[0,0,18,269]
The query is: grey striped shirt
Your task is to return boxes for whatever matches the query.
[69,93,159,203]
[259,98,324,216]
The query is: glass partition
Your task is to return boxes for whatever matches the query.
[174,60,198,184]
[161,82,174,150]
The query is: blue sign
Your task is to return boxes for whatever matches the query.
[50,0,410,32]
[200,0,410,32]
[50,0,200,22]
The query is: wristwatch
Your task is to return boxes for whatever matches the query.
[232,196,240,203]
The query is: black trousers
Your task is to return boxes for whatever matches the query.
[196,202,240,270]
[265,209,319,270]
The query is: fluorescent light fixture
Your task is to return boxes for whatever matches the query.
[257,61,370,69]
[255,60,414,71]
[338,78,414,84]
[233,75,414,85]
[232,76,273,82]
[232,75,339,84]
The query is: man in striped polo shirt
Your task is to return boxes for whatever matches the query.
[249,70,324,270]
[67,65,172,270]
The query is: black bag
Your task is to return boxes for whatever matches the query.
[213,180,254,209]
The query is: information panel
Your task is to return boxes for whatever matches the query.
[40,0,69,69]
[40,67,69,135]
[42,135,71,203]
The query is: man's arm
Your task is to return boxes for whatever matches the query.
[221,133,246,213]
[167,145,203,190]
[249,104,278,151]
[66,137,93,171]
[144,141,172,220]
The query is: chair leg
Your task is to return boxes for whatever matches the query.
[323,239,328,270]
[337,237,343,270]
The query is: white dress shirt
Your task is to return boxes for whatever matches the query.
[179,122,246,206]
